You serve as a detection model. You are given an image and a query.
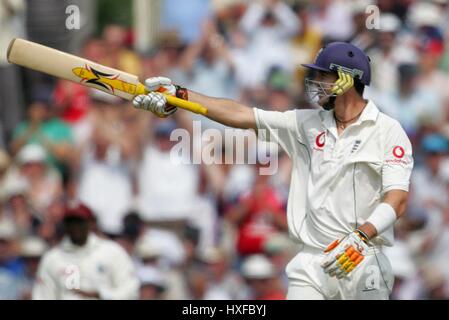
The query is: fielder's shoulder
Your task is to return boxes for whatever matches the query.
[97,237,129,256]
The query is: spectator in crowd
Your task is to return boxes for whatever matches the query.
[226,161,286,256]
[32,203,139,300]
[137,120,199,229]
[101,24,142,76]
[3,144,63,221]
[175,20,238,109]
[410,134,449,213]
[0,219,23,299]
[200,246,246,300]
[240,254,285,300]
[377,64,441,139]
[161,0,211,44]
[17,236,48,300]
[1,178,35,238]
[10,92,74,174]
[367,13,414,97]
[135,231,188,299]
[0,0,25,144]
[76,124,134,237]
[348,0,376,51]
[291,2,322,89]
[308,0,354,42]
[138,266,167,300]
[416,39,449,106]
[239,0,300,88]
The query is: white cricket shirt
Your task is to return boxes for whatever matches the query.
[32,234,139,300]
[254,100,413,249]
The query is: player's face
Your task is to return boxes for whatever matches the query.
[64,217,89,246]
[305,71,338,108]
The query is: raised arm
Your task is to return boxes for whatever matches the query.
[132,77,257,130]
[187,90,256,130]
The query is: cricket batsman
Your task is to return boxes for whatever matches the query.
[132,42,413,300]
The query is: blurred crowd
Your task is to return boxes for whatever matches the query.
[1,0,449,300]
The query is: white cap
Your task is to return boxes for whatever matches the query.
[138,266,166,289]
[0,178,28,202]
[379,13,401,33]
[241,254,275,279]
[408,2,443,28]
[0,219,17,240]
[20,237,48,257]
[16,144,47,165]
[198,246,226,264]
[135,236,163,260]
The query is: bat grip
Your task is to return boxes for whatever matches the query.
[163,94,208,116]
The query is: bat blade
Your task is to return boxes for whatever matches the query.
[7,38,207,115]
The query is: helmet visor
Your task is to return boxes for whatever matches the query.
[304,78,336,106]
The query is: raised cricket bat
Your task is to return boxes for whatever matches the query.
[6,38,207,115]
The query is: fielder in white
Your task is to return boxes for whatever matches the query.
[133,42,413,300]
[32,204,139,300]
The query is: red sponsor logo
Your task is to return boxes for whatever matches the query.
[315,132,325,148]
[393,146,405,159]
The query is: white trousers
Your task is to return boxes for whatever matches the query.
[286,244,394,300]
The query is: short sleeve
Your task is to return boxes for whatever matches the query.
[253,108,300,157]
[381,121,414,194]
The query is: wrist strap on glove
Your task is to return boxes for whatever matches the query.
[175,85,188,100]
[355,229,370,244]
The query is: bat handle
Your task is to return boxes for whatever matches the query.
[163,94,208,116]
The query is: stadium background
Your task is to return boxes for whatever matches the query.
[1,0,449,300]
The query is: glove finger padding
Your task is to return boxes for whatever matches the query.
[321,232,368,278]
[132,92,176,118]
[145,76,176,95]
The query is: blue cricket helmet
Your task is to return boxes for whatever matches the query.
[302,42,371,86]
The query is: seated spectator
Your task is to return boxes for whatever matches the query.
[10,90,74,174]
[17,237,48,300]
[240,254,285,300]
[0,178,35,237]
[138,266,167,300]
[4,145,63,219]
[0,219,23,299]
[411,134,449,212]
[376,64,442,139]
[226,163,287,256]
[101,24,142,76]
[77,125,133,236]
[200,246,246,300]
[137,120,199,226]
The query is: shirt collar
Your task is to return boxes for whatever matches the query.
[357,100,379,123]
[321,99,379,131]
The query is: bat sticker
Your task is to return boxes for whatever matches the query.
[72,65,140,95]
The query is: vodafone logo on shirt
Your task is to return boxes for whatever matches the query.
[386,145,409,165]
[393,146,405,158]
[314,132,325,150]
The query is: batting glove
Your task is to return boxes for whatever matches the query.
[133,92,176,118]
[133,76,178,118]
[145,76,176,95]
[321,230,369,279]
